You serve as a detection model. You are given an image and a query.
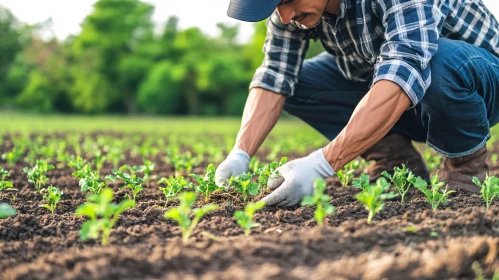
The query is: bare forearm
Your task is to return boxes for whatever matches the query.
[234,88,286,157]
[323,80,412,171]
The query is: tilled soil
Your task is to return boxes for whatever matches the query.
[1,134,499,279]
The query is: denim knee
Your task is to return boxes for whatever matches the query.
[420,38,490,157]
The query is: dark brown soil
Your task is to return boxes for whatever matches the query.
[1,133,499,279]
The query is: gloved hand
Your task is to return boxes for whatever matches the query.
[215,149,251,187]
[261,149,335,207]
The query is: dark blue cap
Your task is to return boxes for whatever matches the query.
[227,0,281,22]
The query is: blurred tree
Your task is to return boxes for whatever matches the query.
[71,0,155,114]
[0,7,25,104]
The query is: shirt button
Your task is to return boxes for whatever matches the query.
[377,56,383,63]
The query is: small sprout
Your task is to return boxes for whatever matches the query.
[256,157,287,189]
[158,176,192,206]
[93,150,106,177]
[337,159,362,187]
[0,168,14,192]
[491,154,498,166]
[382,164,414,203]
[164,192,217,244]
[68,156,87,173]
[430,231,439,237]
[234,201,265,236]
[472,174,499,210]
[76,164,106,194]
[41,185,63,214]
[140,160,156,187]
[107,169,144,203]
[0,203,17,218]
[301,178,335,225]
[2,146,25,167]
[409,173,454,210]
[75,188,135,246]
[352,173,370,191]
[23,159,55,192]
[424,149,442,172]
[356,177,397,224]
[190,164,219,201]
[227,173,260,202]
[405,226,417,233]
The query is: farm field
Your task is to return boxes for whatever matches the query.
[1,114,499,279]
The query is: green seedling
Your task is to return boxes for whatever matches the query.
[23,159,55,192]
[424,149,442,172]
[490,154,498,166]
[256,157,287,189]
[140,160,156,187]
[472,174,499,210]
[227,172,260,202]
[337,159,363,187]
[190,164,219,201]
[409,173,455,210]
[158,176,192,206]
[107,169,144,203]
[382,164,415,203]
[164,192,217,244]
[68,156,87,173]
[93,150,106,177]
[0,168,14,192]
[75,188,135,245]
[352,173,370,191]
[0,203,16,219]
[234,201,265,236]
[301,178,335,225]
[249,156,262,174]
[2,146,25,167]
[41,185,63,214]
[74,164,106,194]
[106,146,125,169]
[356,177,397,224]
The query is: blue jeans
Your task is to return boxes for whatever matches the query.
[284,38,499,158]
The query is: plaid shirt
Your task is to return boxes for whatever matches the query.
[250,0,499,106]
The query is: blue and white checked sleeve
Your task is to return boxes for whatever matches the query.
[372,0,441,106]
[249,11,311,97]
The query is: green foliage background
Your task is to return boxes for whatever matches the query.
[0,1,324,115]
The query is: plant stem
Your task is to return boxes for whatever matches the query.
[367,211,374,224]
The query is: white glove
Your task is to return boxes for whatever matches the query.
[261,149,335,207]
[215,149,250,187]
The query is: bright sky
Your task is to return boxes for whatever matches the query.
[2,0,499,42]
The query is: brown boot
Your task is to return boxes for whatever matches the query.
[439,145,488,193]
[361,133,430,182]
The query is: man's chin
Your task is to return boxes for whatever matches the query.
[293,19,321,30]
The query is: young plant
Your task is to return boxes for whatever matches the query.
[164,192,218,244]
[140,159,156,187]
[337,159,362,187]
[381,164,414,203]
[41,185,63,214]
[75,188,135,245]
[410,173,455,210]
[158,176,192,206]
[23,160,55,192]
[424,149,442,172]
[472,174,499,210]
[234,201,265,236]
[190,164,219,201]
[2,146,25,167]
[356,177,397,224]
[74,164,106,194]
[0,203,16,219]
[352,173,370,191]
[0,168,14,192]
[93,150,106,177]
[107,169,144,203]
[227,172,260,202]
[301,178,335,225]
[255,157,287,189]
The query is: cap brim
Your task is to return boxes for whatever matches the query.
[227,0,280,22]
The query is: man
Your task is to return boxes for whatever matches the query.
[215,0,499,207]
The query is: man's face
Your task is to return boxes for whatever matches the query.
[276,0,330,29]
